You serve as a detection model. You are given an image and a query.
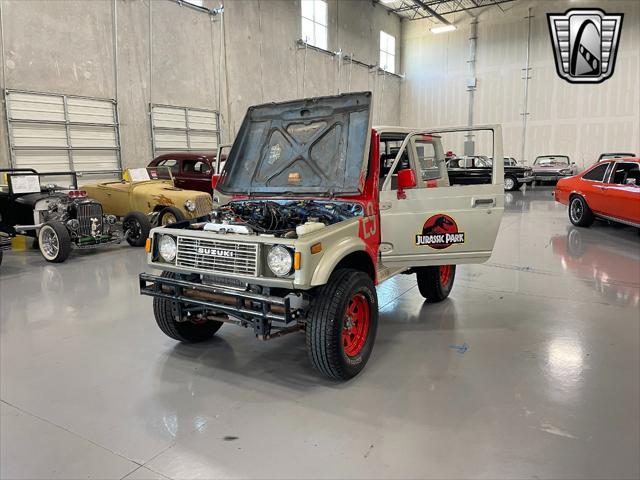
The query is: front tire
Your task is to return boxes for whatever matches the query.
[416,265,456,302]
[38,222,71,263]
[504,175,518,191]
[159,206,185,226]
[306,269,378,381]
[569,195,594,227]
[123,211,151,247]
[153,271,224,342]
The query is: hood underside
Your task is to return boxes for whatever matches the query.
[217,92,372,196]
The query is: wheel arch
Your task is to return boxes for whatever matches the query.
[310,240,376,286]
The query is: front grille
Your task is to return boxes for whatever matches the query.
[194,196,213,217]
[77,202,103,236]
[176,236,259,276]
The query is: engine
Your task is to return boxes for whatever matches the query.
[36,194,116,239]
[202,200,364,237]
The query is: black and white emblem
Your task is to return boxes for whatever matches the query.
[547,9,623,84]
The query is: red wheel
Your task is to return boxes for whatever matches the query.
[417,265,456,302]
[439,265,453,286]
[306,269,378,380]
[342,293,371,357]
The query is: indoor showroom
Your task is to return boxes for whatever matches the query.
[0,0,638,479]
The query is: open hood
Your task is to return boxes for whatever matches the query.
[217,92,372,196]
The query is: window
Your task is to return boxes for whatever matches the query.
[413,139,440,181]
[379,31,396,73]
[301,0,328,50]
[156,158,180,174]
[611,162,640,185]
[582,163,609,182]
[183,159,211,174]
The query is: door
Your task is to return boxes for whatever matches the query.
[179,157,213,193]
[379,126,504,267]
[90,182,132,217]
[579,162,612,214]
[601,161,640,224]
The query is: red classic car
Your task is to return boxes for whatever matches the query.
[555,158,640,228]
[148,148,229,194]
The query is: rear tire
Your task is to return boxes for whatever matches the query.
[38,222,71,263]
[306,269,378,381]
[159,206,185,226]
[416,265,456,302]
[153,271,224,342]
[124,211,151,247]
[568,195,594,227]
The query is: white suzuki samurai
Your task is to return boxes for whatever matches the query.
[139,92,504,380]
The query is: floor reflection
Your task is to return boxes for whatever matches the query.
[550,226,640,307]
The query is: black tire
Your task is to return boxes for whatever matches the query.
[38,222,71,263]
[153,271,224,342]
[504,175,519,191]
[306,269,378,381]
[123,211,151,247]
[568,195,594,227]
[159,206,185,226]
[416,265,456,302]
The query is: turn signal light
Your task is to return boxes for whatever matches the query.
[294,252,301,270]
[310,243,322,254]
[145,238,151,253]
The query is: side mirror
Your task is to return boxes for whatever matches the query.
[398,169,417,190]
[396,169,417,200]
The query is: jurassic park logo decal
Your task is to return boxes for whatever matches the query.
[415,214,465,249]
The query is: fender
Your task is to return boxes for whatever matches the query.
[310,236,369,287]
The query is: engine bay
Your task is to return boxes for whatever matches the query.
[189,200,364,238]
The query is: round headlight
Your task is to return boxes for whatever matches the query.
[267,245,293,277]
[158,235,177,262]
[184,200,196,212]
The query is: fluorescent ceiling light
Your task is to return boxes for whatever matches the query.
[430,24,457,34]
[380,0,396,3]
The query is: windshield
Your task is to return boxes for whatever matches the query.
[127,166,174,183]
[534,156,569,166]
[217,92,372,196]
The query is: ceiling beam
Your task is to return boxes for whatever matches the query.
[411,0,453,25]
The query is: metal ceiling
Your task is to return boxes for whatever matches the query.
[379,0,516,21]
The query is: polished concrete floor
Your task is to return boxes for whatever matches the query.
[1,187,639,480]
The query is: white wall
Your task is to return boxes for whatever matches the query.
[400,0,640,169]
[0,0,403,168]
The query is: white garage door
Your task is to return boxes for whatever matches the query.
[5,90,122,174]
[150,104,220,156]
